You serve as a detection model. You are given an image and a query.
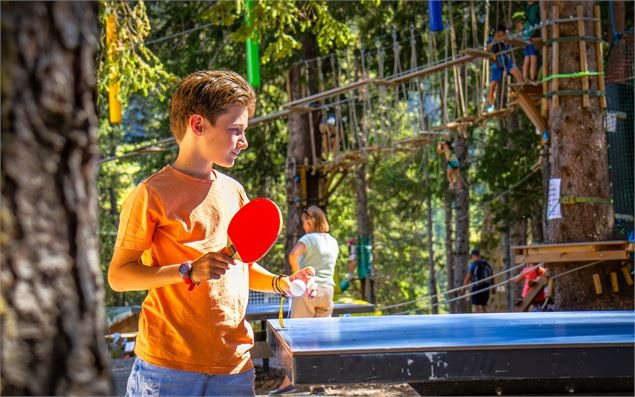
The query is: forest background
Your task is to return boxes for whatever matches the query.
[96,0,632,314]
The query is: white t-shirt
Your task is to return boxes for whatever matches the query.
[298,233,339,286]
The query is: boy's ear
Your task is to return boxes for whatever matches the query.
[189,114,205,136]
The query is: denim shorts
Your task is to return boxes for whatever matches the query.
[524,43,538,57]
[125,357,255,397]
[491,57,516,82]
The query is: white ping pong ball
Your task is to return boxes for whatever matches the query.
[289,279,307,297]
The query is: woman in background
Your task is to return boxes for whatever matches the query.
[270,205,339,395]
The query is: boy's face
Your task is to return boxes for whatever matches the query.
[198,104,249,168]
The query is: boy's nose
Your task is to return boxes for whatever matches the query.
[237,136,248,150]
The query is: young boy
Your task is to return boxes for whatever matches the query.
[485,24,524,113]
[108,71,316,396]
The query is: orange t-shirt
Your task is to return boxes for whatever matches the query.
[115,165,254,374]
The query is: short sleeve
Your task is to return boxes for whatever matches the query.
[298,234,314,248]
[237,183,249,208]
[115,183,162,251]
[468,262,476,275]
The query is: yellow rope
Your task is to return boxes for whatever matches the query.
[278,295,285,328]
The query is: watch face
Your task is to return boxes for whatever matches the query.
[179,263,190,276]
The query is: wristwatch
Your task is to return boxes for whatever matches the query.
[178,260,198,291]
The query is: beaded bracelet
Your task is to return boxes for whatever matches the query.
[272,275,288,294]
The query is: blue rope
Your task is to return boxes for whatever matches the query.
[609,0,620,44]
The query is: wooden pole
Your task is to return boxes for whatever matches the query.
[621,266,634,286]
[592,273,603,295]
[552,5,560,109]
[577,6,590,107]
[541,2,549,117]
[594,5,607,109]
[610,272,619,293]
[308,110,318,166]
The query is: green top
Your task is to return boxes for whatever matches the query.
[524,2,540,40]
[298,232,339,286]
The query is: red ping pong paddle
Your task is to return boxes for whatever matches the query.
[220,198,282,263]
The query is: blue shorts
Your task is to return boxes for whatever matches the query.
[491,57,516,82]
[448,160,460,170]
[524,43,538,57]
[126,357,256,397]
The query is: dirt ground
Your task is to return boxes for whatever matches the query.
[255,366,419,396]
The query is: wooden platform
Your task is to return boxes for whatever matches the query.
[512,241,633,264]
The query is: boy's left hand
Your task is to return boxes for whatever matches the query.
[282,266,317,298]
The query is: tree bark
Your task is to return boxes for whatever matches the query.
[1,2,111,395]
[283,33,325,273]
[424,154,438,314]
[502,223,513,310]
[443,190,455,313]
[453,135,470,313]
[354,163,375,303]
[544,1,624,311]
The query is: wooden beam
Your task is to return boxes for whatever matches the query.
[552,5,560,109]
[462,48,494,58]
[389,54,477,84]
[593,273,603,295]
[594,5,607,108]
[610,272,619,293]
[577,6,590,107]
[513,240,631,251]
[514,275,548,312]
[514,250,628,264]
[540,1,549,117]
[514,90,548,133]
[504,38,532,48]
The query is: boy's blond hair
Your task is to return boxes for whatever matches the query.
[169,70,256,142]
[303,205,330,233]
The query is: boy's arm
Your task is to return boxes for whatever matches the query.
[108,246,235,292]
[249,263,316,297]
[108,247,181,291]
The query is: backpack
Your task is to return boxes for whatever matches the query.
[473,260,493,287]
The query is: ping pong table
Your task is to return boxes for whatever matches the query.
[247,299,375,369]
[267,311,634,395]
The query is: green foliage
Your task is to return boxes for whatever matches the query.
[95,0,548,312]
[205,0,354,63]
[97,1,175,111]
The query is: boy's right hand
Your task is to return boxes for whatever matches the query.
[190,252,236,283]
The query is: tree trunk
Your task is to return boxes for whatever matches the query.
[510,217,528,309]
[1,2,111,395]
[284,33,325,273]
[453,135,470,313]
[443,190,455,313]
[354,163,375,303]
[545,0,613,242]
[502,223,513,310]
[544,1,623,311]
[424,155,438,314]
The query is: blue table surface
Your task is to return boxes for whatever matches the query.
[247,302,374,318]
[267,311,635,354]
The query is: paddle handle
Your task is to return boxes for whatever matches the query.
[220,244,239,260]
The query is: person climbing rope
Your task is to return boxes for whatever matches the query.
[436,140,462,190]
